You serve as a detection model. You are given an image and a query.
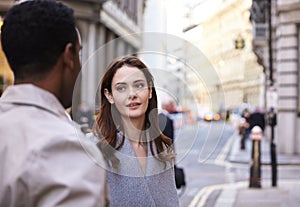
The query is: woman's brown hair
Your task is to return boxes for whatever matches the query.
[93,56,174,166]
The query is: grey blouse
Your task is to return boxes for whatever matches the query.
[88,132,179,207]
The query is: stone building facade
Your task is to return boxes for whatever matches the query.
[253,0,300,154]
[252,0,300,154]
[187,0,264,112]
[275,0,300,154]
[0,0,146,112]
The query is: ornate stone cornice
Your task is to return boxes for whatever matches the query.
[277,2,300,12]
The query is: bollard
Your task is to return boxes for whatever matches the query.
[239,118,247,150]
[249,126,262,188]
[240,126,246,150]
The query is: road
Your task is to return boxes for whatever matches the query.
[174,121,300,207]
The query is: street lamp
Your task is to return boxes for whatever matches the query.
[250,0,277,187]
[267,0,273,86]
[234,34,245,49]
[267,0,277,188]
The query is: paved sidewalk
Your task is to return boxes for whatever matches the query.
[228,131,300,165]
[214,180,300,207]
[213,130,300,207]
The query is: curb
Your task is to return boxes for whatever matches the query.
[226,132,300,166]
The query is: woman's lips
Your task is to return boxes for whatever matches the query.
[127,102,141,109]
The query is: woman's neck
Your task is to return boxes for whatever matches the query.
[122,117,146,143]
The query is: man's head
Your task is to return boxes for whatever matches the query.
[1,0,78,80]
[161,98,175,114]
[1,0,82,108]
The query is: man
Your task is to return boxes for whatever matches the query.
[249,107,266,132]
[0,1,106,206]
[158,99,175,142]
[158,98,186,189]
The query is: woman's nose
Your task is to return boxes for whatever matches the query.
[128,86,137,99]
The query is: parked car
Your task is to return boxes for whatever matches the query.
[204,112,221,122]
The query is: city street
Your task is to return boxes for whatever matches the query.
[2,1,300,206]
[175,121,300,207]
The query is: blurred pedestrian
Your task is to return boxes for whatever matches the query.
[225,109,231,122]
[158,98,175,142]
[158,98,186,190]
[0,1,106,206]
[240,108,250,136]
[249,106,266,132]
[239,108,250,149]
[76,102,94,133]
[91,56,179,206]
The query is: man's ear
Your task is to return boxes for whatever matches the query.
[63,43,75,70]
[104,89,114,104]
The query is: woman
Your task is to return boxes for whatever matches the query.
[92,56,179,207]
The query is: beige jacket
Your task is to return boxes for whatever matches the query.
[0,84,106,207]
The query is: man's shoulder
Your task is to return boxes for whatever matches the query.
[0,130,107,207]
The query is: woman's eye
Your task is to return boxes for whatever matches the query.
[135,83,145,89]
[116,85,126,92]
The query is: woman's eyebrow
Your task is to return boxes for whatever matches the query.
[133,79,146,83]
[115,79,145,85]
[114,82,127,85]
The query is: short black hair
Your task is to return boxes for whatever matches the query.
[1,0,77,80]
